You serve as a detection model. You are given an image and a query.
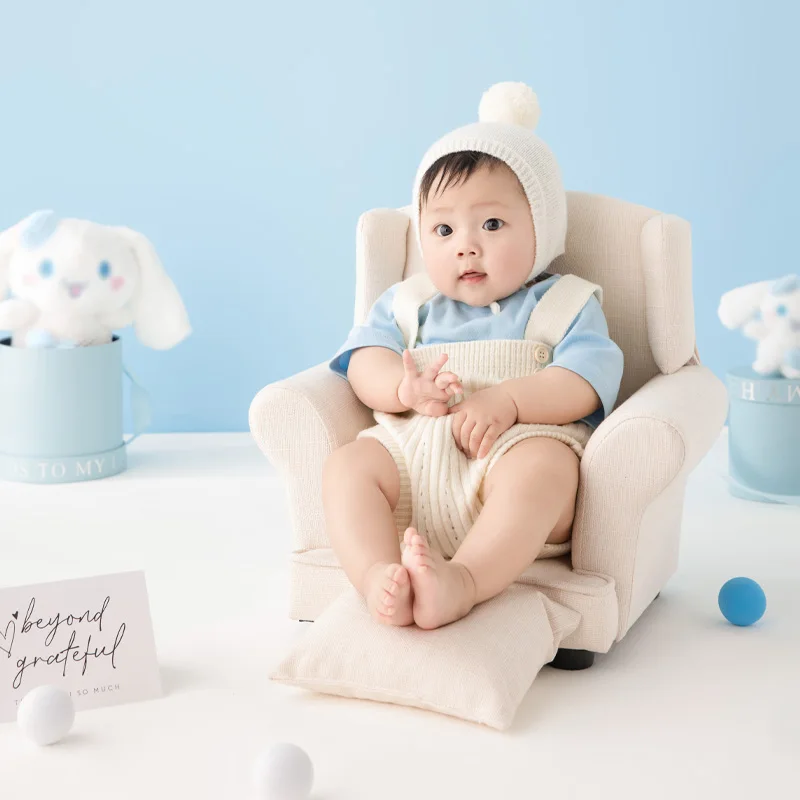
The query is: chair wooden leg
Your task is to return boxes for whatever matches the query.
[548,648,595,671]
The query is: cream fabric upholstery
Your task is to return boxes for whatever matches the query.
[573,364,727,640]
[271,584,580,731]
[249,190,728,656]
[286,549,619,654]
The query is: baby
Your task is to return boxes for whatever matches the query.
[324,83,624,631]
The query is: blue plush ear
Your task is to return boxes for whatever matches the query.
[771,274,800,296]
[19,209,60,249]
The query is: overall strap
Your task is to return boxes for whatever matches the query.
[391,273,438,349]
[524,274,603,347]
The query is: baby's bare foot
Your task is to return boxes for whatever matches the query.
[401,528,476,630]
[363,562,414,626]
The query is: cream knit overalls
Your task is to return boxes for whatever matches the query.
[358,273,602,561]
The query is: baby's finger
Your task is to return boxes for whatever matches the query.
[434,371,460,389]
[428,382,452,403]
[423,353,449,381]
[450,411,465,452]
[402,349,418,376]
[468,422,490,460]
[460,417,477,457]
[449,383,464,398]
[477,424,503,460]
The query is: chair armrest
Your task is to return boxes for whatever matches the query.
[572,365,728,639]
[249,362,375,551]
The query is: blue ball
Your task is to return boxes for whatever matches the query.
[718,577,766,626]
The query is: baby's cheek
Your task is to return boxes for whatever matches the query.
[110,276,125,292]
[22,274,38,287]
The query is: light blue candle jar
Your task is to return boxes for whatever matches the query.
[726,367,800,504]
[0,337,149,484]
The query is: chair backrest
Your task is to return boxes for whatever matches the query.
[353,191,697,407]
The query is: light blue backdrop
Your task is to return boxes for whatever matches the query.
[1,0,797,432]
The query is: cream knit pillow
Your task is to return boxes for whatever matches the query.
[270,584,581,730]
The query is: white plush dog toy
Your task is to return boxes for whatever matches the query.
[718,274,800,378]
[0,210,191,348]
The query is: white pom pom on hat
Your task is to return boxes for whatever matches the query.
[478,82,541,130]
[413,81,567,283]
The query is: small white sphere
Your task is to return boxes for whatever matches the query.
[252,743,314,800]
[478,81,541,130]
[17,685,75,746]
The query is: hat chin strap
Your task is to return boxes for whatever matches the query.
[525,261,545,284]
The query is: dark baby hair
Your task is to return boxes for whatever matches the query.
[418,151,507,210]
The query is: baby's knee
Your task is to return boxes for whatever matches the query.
[487,438,579,501]
[323,438,398,492]
[323,439,364,482]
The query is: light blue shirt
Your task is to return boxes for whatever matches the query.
[330,273,624,429]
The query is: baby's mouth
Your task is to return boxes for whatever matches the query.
[459,270,486,284]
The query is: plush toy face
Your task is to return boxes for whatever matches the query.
[760,276,800,332]
[8,221,138,316]
[0,210,191,349]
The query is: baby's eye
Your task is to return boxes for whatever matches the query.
[435,224,453,237]
[98,260,111,279]
[483,218,504,231]
[38,259,54,278]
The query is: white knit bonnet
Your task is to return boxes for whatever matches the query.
[412,82,567,283]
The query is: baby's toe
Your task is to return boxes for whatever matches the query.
[382,571,398,605]
[410,549,434,572]
[381,593,396,615]
[389,564,409,588]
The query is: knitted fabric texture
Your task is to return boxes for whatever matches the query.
[358,274,600,558]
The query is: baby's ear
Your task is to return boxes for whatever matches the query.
[113,226,191,349]
[0,210,60,299]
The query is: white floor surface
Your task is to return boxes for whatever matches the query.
[0,431,798,799]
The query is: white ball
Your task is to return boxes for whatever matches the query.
[478,81,541,130]
[252,743,314,800]
[17,685,75,746]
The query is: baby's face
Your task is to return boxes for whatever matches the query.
[419,163,535,306]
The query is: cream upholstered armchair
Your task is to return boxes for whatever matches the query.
[249,191,728,670]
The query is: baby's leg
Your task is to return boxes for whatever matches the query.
[403,437,579,630]
[323,438,413,626]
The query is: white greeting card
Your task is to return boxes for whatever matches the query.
[0,571,162,722]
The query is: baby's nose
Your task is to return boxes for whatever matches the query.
[456,241,481,258]
[455,229,481,258]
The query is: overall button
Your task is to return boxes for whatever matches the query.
[534,345,550,364]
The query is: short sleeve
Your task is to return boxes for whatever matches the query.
[547,294,624,428]
[329,284,406,378]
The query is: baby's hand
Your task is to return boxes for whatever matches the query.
[397,350,463,417]
[448,386,518,459]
